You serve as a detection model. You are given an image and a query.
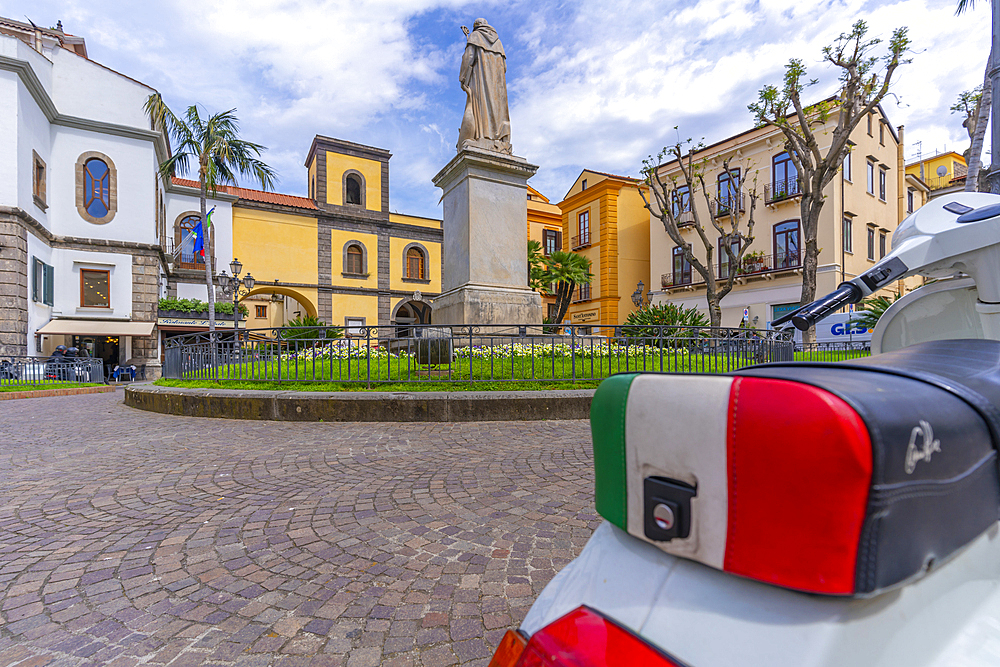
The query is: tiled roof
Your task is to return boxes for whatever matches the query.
[588,170,642,183]
[172,177,318,210]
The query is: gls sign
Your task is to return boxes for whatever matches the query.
[831,322,870,336]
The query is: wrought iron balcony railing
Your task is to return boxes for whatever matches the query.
[660,251,802,288]
[712,193,745,218]
[571,232,592,250]
[764,178,802,204]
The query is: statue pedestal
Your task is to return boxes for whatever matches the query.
[432,148,542,325]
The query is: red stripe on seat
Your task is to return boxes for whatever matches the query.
[724,377,873,594]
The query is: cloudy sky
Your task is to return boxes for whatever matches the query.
[12,0,991,217]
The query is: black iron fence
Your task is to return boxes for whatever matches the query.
[0,356,105,387]
[163,324,797,386]
[796,341,871,362]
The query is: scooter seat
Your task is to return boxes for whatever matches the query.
[590,339,1000,596]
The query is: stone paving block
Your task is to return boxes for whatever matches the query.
[0,393,598,666]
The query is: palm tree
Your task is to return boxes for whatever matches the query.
[544,251,593,325]
[958,0,993,192]
[849,292,902,330]
[144,94,277,334]
[527,240,548,292]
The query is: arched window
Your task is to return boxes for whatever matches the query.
[177,214,205,269]
[75,152,117,223]
[346,244,363,274]
[345,174,362,205]
[84,159,110,217]
[771,152,798,200]
[406,247,425,280]
[773,220,800,269]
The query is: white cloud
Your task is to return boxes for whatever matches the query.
[8,0,991,213]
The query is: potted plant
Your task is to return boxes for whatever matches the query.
[740,251,767,274]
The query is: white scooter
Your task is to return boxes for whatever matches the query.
[487,193,1000,667]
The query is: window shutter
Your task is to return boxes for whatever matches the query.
[44,264,54,306]
[32,258,39,302]
[555,231,563,251]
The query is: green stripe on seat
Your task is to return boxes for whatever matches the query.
[590,373,638,530]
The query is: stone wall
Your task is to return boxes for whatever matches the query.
[131,254,162,378]
[0,216,28,356]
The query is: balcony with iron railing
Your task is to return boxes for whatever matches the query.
[661,250,801,289]
[764,178,802,204]
[674,209,695,227]
[712,193,745,218]
[571,231,592,250]
[165,237,212,271]
[572,283,592,302]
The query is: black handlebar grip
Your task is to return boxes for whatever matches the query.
[791,283,864,331]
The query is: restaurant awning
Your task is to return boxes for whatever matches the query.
[36,319,156,337]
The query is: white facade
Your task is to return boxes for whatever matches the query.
[0,23,213,377]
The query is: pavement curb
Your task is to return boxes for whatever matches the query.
[0,385,116,401]
[124,385,595,422]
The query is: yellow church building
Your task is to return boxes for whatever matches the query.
[164,136,442,337]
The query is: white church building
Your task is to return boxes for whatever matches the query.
[0,17,222,378]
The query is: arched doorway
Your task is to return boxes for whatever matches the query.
[244,286,319,321]
[392,299,432,337]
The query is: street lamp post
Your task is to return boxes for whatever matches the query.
[218,258,255,335]
[631,280,645,309]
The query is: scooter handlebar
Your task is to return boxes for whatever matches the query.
[789,283,864,331]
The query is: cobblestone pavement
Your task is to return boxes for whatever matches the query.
[0,392,598,667]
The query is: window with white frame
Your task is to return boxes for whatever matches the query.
[843,217,853,254]
[345,317,365,337]
[866,160,875,195]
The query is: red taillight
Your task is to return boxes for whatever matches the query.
[489,606,686,667]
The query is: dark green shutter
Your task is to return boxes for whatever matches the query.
[590,373,638,530]
[43,263,54,306]
[31,258,39,302]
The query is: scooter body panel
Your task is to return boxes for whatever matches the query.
[522,521,1000,667]
[873,278,984,354]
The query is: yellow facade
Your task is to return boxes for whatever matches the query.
[905,151,967,191]
[558,172,650,329]
[390,213,442,229]
[331,294,379,329]
[212,136,443,330]
[324,151,382,212]
[389,235,442,293]
[330,228,378,289]
[526,186,562,320]
[649,106,916,327]
[233,207,321,318]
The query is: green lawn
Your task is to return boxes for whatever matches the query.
[0,383,104,393]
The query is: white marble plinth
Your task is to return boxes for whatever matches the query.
[432,148,542,325]
[432,284,542,326]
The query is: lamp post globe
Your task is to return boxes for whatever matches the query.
[244,273,255,291]
[230,258,242,277]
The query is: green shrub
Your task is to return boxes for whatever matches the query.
[280,315,344,342]
[158,297,247,316]
[621,303,710,346]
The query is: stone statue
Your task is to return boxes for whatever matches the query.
[457,19,512,155]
